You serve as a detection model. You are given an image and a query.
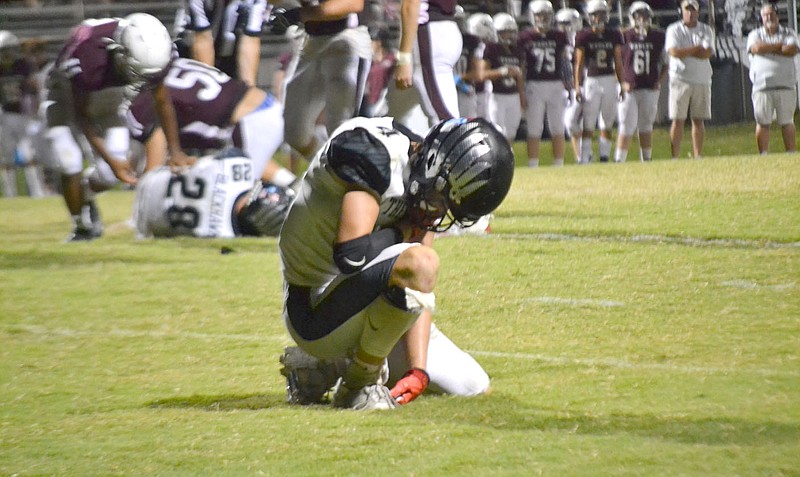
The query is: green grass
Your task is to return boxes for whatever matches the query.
[2,128,799,476]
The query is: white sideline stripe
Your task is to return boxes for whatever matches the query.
[468,350,800,378]
[496,232,800,249]
[8,325,797,378]
[527,296,625,307]
[721,280,796,291]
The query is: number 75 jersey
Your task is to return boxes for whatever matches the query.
[134,153,254,238]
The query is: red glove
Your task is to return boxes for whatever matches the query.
[390,368,430,405]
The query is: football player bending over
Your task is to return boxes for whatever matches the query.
[279,117,515,410]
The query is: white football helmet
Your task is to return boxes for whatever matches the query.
[555,8,582,33]
[467,13,498,43]
[528,0,554,32]
[628,1,653,33]
[111,13,173,82]
[585,0,610,29]
[493,13,518,45]
[0,31,20,50]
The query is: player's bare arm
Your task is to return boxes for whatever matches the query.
[154,83,195,169]
[72,86,137,185]
[395,0,421,89]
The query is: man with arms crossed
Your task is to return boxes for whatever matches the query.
[746,2,798,154]
[665,0,714,160]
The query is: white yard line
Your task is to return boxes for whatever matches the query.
[525,297,626,307]
[495,232,800,249]
[7,324,798,378]
[467,350,800,378]
[720,280,796,291]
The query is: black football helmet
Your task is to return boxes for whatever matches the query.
[236,181,296,237]
[407,118,515,232]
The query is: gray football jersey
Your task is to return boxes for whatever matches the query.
[279,117,411,288]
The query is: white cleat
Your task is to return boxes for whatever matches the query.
[332,380,398,411]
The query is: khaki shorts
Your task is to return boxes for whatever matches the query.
[752,88,798,126]
[668,77,711,121]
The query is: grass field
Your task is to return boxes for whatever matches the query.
[1,123,799,476]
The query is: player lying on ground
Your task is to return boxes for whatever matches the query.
[134,148,294,238]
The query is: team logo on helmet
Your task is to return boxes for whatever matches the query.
[409,118,514,232]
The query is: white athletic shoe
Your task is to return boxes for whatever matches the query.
[332,380,398,411]
[279,346,347,405]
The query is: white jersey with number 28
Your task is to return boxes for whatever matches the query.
[135,154,254,238]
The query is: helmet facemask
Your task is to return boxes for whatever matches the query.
[406,118,515,233]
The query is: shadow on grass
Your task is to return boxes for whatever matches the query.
[1,238,279,270]
[147,393,287,412]
[415,394,799,447]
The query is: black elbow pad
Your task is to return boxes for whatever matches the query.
[333,228,403,274]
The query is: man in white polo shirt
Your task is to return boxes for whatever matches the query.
[665,0,714,160]
[746,2,798,154]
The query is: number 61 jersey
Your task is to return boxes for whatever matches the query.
[134,152,254,238]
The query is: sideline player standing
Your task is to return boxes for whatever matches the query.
[0,30,46,198]
[746,2,798,154]
[573,0,623,164]
[520,0,570,167]
[279,117,514,410]
[615,1,668,163]
[486,13,525,145]
[555,7,583,163]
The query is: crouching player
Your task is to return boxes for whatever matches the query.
[278,116,515,410]
[134,148,294,238]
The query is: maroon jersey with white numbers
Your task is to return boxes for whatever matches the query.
[574,28,623,77]
[55,18,128,93]
[483,42,524,94]
[620,28,666,89]
[127,58,250,149]
[519,29,568,82]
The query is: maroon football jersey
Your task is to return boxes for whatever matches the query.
[127,58,250,150]
[574,28,623,77]
[620,28,666,89]
[426,0,457,21]
[483,42,524,94]
[55,19,128,93]
[518,29,568,82]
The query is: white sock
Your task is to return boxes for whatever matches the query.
[23,165,45,198]
[580,138,593,163]
[615,148,627,163]
[640,148,652,162]
[553,158,564,167]
[528,158,539,168]
[599,137,612,158]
